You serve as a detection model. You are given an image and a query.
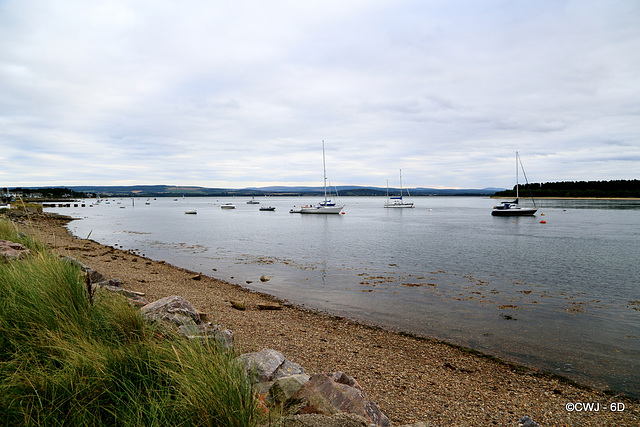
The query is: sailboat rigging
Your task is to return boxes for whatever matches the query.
[384,169,414,208]
[491,151,537,216]
[293,141,344,214]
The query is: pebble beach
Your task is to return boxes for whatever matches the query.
[10,211,639,426]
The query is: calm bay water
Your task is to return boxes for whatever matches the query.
[47,196,640,397]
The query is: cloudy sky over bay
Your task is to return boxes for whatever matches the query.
[1,0,638,189]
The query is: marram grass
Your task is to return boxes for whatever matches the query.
[0,218,259,426]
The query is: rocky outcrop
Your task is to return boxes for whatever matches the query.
[237,348,390,426]
[239,348,305,383]
[0,239,31,260]
[289,372,391,426]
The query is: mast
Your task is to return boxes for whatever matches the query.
[515,151,519,202]
[322,140,328,204]
[399,169,404,199]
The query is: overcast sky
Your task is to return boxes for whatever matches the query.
[1,1,638,189]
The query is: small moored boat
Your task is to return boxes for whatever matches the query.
[492,152,537,216]
[220,203,236,209]
[259,206,276,211]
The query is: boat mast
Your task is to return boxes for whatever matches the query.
[515,151,519,202]
[322,140,328,204]
[399,169,404,199]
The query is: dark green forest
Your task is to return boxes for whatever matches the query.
[493,179,640,198]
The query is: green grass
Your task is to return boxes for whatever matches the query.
[0,218,260,426]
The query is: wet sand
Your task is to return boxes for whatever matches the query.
[10,211,639,426]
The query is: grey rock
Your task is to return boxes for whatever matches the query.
[239,348,286,382]
[141,295,201,327]
[517,415,539,427]
[273,359,306,380]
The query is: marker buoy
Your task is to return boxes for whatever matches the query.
[341,212,345,214]
[540,220,547,224]
[541,213,545,216]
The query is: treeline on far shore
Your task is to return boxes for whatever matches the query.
[494,179,640,198]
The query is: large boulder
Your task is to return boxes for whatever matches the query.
[141,295,201,327]
[0,239,30,260]
[267,374,310,406]
[238,348,306,383]
[289,372,390,426]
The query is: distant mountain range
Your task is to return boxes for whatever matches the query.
[60,185,504,197]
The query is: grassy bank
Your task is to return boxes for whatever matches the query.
[0,218,259,426]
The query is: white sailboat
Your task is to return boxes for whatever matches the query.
[384,169,414,208]
[492,151,537,216]
[297,141,344,214]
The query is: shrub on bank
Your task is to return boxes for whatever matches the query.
[0,218,259,426]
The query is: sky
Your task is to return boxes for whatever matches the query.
[1,0,639,190]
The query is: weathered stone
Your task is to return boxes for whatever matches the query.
[280,413,372,427]
[267,374,310,405]
[273,359,306,380]
[230,300,246,310]
[257,302,282,310]
[141,295,201,327]
[239,348,286,382]
[0,239,30,260]
[177,324,234,349]
[289,372,390,426]
[518,416,539,427]
[94,278,124,288]
[260,275,271,282]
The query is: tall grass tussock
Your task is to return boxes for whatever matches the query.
[0,217,259,426]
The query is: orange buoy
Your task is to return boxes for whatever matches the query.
[341,212,345,214]
[540,220,547,224]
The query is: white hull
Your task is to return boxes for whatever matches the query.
[299,205,343,214]
[384,202,414,208]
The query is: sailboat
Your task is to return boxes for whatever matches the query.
[491,151,537,216]
[297,141,344,214]
[384,169,414,208]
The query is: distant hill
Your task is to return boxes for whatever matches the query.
[45,185,504,197]
[493,179,640,198]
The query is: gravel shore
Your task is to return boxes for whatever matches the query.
[10,212,639,426]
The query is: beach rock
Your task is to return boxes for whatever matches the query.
[141,295,201,327]
[517,416,539,427]
[0,239,30,260]
[239,348,286,382]
[289,372,390,426]
[260,275,271,282]
[177,324,234,349]
[273,359,306,380]
[267,374,310,405]
[280,413,372,426]
[230,300,246,310]
[257,302,282,310]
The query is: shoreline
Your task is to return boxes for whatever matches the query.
[8,211,638,426]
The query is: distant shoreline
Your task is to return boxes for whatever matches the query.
[490,196,640,200]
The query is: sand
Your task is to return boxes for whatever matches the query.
[8,211,638,426]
